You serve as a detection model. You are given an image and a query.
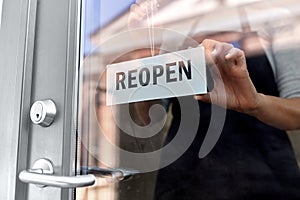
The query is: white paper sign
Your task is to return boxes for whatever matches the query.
[0,0,3,29]
[106,46,207,105]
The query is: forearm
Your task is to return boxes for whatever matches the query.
[247,94,300,131]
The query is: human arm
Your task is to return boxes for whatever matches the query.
[249,95,300,130]
[195,39,300,131]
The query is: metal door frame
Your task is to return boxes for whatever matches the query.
[0,0,81,199]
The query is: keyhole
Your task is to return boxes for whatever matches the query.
[36,113,40,119]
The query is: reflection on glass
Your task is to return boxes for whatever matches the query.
[77,0,300,199]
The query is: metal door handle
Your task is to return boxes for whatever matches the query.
[19,170,95,188]
[19,158,138,188]
[18,158,95,188]
[79,166,139,182]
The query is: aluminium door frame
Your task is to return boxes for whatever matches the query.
[0,0,29,198]
[0,0,81,199]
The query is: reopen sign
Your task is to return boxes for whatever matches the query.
[106,46,207,105]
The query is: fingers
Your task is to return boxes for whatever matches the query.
[195,90,228,108]
[225,47,246,66]
[213,43,233,63]
[201,39,246,68]
[201,39,217,53]
[194,93,211,103]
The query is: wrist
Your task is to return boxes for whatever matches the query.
[244,93,265,118]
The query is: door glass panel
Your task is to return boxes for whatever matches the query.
[77,0,300,199]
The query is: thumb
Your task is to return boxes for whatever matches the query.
[194,93,211,103]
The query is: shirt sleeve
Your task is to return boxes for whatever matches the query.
[272,45,300,98]
[269,20,300,99]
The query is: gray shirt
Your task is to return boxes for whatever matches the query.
[264,36,300,98]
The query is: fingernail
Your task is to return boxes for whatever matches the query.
[212,48,217,55]
[225,53,231,59]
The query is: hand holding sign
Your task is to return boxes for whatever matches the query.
[195,39,260,115]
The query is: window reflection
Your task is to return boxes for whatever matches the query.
[77,0,300,199]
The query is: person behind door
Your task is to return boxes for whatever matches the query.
[128,1,300,199]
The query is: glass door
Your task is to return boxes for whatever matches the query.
[76,0,300,199]
[12,0,300,199]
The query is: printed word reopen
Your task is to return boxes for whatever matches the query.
[106,47,207,105]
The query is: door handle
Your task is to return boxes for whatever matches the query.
[19,158,138,188]
[19,158,95,188]
[80,166,139,182]
[19,170,95,188]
